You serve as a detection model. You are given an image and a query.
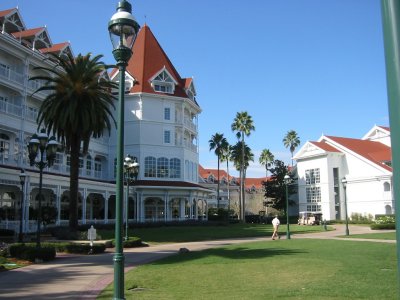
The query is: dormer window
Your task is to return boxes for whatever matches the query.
[150,68,177,94]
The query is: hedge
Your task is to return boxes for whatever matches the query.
[9,243,56,262]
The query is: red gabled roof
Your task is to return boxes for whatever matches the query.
[324,136,392,171]
[39,42,69,54]
[378,125,390,132]
[0,8,15,17]
[114,25,197,104]
[11,27,43,38]
[243,177,265,189]
[310,141,341,153]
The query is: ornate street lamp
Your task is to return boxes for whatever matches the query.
[108,1,140,299]
[28,129,58,249]
[284,174,291,239]
[123,155,139,241]
[19,169,27,242]
[341,177,350,236]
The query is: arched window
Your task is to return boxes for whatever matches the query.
[170,158,181,178]
[383,182,391,192]
[157,157,169,178]
[144,156,156,177]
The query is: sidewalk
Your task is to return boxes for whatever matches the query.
[0,225,395,299]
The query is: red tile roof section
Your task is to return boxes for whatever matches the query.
[378,125,390,132]
[11,27,43,38]
[39,42,69,54]
[310,141,341,153]
[0,8,15,17]
[324,136,392,171]
[118,25,197,105]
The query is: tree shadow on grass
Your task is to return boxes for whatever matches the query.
[151,246,307,265]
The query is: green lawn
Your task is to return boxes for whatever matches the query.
[343,231,396,240]
[98,223,329,244]
[98,239,397,299]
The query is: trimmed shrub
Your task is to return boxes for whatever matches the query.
[0,229,14,236]
[370,223,396,230]
[63,243,106,254]
[9,243,56,262]
[108,237,146,248]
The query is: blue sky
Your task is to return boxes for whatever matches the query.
[2,0,389,177]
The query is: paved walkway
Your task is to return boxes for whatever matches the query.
[0,225,395,299]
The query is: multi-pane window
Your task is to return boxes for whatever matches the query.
[94,157,102,178]
[144,156,156,177]
[164,107,170,120]
[157,157,169,178]
[169,158,180,178]
[152,70,174,94]
[164,130,171,144]
[305,168,320,184]
[307,204,321,212]
[306,187,321,203]
[86,155,92,176]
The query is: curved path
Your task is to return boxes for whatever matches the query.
[0,225,395,299]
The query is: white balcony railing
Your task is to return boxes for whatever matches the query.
[0,65,24,85]
[0,100,22,117]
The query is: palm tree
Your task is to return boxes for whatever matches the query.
[209,133,228,208]
[220,142,231,214]
[231,140,254,219]
[259,149,274,216]
[30,53,116,230]
[231,112,255,221]
[283,130,300,167]
[259,149,275,181]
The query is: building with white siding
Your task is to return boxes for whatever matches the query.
[0,7,211,234]
[293,125,393,221]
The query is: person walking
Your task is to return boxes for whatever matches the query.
[272,215,280,240]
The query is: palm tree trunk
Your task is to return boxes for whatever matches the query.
[217,156,220,209]
[69,136,80,231]
[241,135,245,222]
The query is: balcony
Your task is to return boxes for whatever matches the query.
[0,65,24,86]
[0,100,22,117]
[184,118,196,131]
[28,79,51,97]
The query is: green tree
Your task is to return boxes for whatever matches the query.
[259,149,274,180]
[263,160,296,211]
[283,130,300,166]
[259,149,274,216]
[220,142,232,215]
[30,53,116,230]
[231,140,254,218]
[209,133,229,208]
[231,111,255,221]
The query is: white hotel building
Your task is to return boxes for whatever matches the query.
[0,7,211,233]
[294,125,393,221]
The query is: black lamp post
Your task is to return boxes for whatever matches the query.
[108,1,140,299]
[284,174,291,239]
[28,129,58,249]
[341,177,350,236]
[123,155,139,241]
[19,169,27,242]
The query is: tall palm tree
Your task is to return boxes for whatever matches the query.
[283,130,300,167]
[220,142,231,214]
[231,140,254,219]
[209,133,228,208]
[30,53,116,230]
[259,149,275,181]
[259,149,274,216]
[231,111,255,221]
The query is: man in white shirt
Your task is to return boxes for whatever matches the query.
[272,216,280,240]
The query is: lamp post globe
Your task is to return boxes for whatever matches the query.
[284,174,291,239]
[123,155,139,241]
[109,1,139,299]
[28,129,57,249]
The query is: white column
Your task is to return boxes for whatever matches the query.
[105,191,109,224]
[164,192,169,221]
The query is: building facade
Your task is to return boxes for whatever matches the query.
[0,7,210,234]
[294,125,393,221]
